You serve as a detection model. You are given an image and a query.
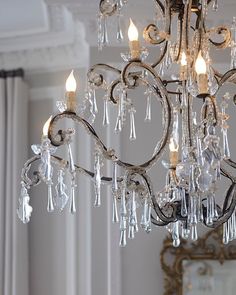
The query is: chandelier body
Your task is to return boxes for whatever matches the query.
[18,0,236,247]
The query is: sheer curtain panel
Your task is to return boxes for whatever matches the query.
[0,69,29,295]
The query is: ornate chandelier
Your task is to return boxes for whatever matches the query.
[18,0,236,248]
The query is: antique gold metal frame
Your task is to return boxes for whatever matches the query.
[160,227,236,295]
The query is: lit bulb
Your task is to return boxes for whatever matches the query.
[66,70,77,92]
[181,52,187,66]
[128,18,139,41]
[169,137,179,152]
[195,51,207,75]
[43,116,52,137]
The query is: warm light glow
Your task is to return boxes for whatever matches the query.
[65,70,77,92]
[128,18,139,41]
[195,51,207,75]
[181,52,187,66]
[169,137,179,152]
[43,116,52,136]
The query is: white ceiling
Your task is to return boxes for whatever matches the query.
[0,0,234,72]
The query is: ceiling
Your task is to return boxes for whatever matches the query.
[0,0,234,72]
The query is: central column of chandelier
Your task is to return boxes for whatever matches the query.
[18,0,236,247]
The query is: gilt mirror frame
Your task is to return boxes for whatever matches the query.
[160,227,236,295]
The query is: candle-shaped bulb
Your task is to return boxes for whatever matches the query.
[66,70,77,92]
[128,19,139,41]
[169,137,179,152]
[43,116,52,137]
[181,51,187,66]
[195,51,207,75]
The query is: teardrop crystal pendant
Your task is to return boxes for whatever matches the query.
[223,221,229,244]
[115,115,122,133]
[101,15,109,46]
[129,107,136,141]
[116,13,123,42]
[103,97,110,126]
[191,224,198,241]
[54,169,69,211]
[222,128,230,159]
[212,0,218,11]
[180,188,187,217]
[47,184,54,212]
[70,185,76,214]
[17,183,33,223]
[92,88,98,114]
[119,230,127,247]
[112,196,119,223]
[112,162,118,192]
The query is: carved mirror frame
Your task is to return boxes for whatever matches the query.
[160,227,236,295]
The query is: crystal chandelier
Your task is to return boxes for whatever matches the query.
[18,0,236,247]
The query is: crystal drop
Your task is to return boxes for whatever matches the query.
[17,184,33,223]
[47,185,54,212]
[92,89,98,114]
[101,16,109,46]
[181,188,188,217]
[172,221,180,245]
[140,199,148,229]
[181,227,190,240]
[54,170,69,211]
[112,196,119,223]
[206,195,213,226]
[191,224,198,241]
[212,0,218,11]
[68,143,75,173]
[223,222,229,244]
[145,204,152,233]
[115,115,122,133]
[129,107,136,141]
[128,225,135,239]
[173,238,180,248]
[70,186,76,214]
[94,152,101,207]
[116,13,123,42]
[119,230,127,247]
[145,94,151,121]
[189,196,197,225]
[222,129,231,159]
[103,98,110,126]
[120,188,127,216]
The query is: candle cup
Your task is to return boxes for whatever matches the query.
[169,151,178,167]
[66,91,77,113]
[197,74,208,95]
[129,40,141,60]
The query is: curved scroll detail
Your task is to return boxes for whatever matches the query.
[99,0,117,16]
[209,26,231,49]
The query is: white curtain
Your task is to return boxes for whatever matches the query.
[0,69,29,295]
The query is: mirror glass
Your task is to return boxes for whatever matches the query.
[182,260,236,295]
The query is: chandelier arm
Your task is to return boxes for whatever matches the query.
[214,69,236,93]
[121,61,172,170]
[141,172,176,223]
[220,165,236,183]
[153,0,165,15]
[48,107,171,171]
[151,214,169,226]
[21,155,42,188]
[224,159,236,170]
[208,26,232,49]
[87,63,121,88]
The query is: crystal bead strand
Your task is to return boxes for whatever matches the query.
[129,106,136,140]
[231,17,236,69]
[97,14,103,51]
[68,143,76,213]
[103,96,110,126]
[119,187,127,247]
[221,94,231,159]
[145,89,152,121]
[112,162,119,223]
[94,149,102,207]
[128,190,138,239]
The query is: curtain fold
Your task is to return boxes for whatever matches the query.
[0,69,29,295]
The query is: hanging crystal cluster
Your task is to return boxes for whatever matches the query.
[19,0,236,248]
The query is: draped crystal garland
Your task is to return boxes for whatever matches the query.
[18,0,236,247]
